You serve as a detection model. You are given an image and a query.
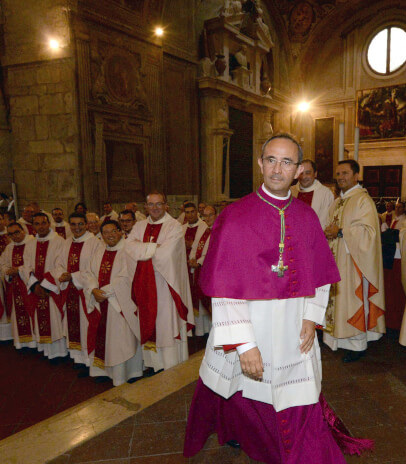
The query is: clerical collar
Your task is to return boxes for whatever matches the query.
[106,237,124,251]
[55,221,67,227]
[341,183,361,198]
[19,218,31,225]
[15,235,32,246]
[187,218,202,228]
[262,183,291,200]
[147,212,171,225]
[36,230,56,242]
[0,229,6,236]
[298,179,320,192]
[72,231,92,243]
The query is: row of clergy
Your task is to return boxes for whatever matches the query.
[0,195,219,386]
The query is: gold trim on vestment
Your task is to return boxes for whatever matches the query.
[69,341,82,351]
[93,357,105,369]
[143,341,157,352]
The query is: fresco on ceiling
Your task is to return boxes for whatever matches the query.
[276,0,350,43]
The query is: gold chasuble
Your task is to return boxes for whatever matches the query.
[325,186,385,338]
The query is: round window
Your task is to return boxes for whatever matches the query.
[367,26,406,75]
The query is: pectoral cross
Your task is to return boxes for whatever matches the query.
[272,258,288,277]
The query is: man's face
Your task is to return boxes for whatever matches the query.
[335,163,358,193]
[52,209,64,223]
[31,204,40,214]
[76,205,85,214]
[69,217,87,239]
[119,213,135,233]
[0,215,5,231]
[22,207,34,222]
[386,202,394,213]
[7,224,26,244]
[258,138,303,197]
[198,203,206,216]
[86,215,100,234]
[33,216,50,237]
[395,203,405,216]
[185,206,198,224]
[125,202,138,212]
[202,206,217,228]
[146,194,166,222]
[101,223,122,247]
[298,161,316,189]
[103,203,113,214]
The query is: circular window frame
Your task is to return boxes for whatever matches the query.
[363,22,406,80]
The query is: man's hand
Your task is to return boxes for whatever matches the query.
[34,284,48,298]
[324,223,339,240]
[92,288,107,303]
[239,347,264,380]
[59,272,72,283]
[6,267,19,277]
[300,319,316,354]
[188,258,199,269]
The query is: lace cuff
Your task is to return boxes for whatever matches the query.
[303,284,331,326]
[212,297,256,346]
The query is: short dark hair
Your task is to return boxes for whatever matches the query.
[146,191,167,204]
[52,207,63,214]
[68,212,87,223]
[103,200,112,206]
[32,212,50,223]
[7,221,24,231]
[100,219,121,233]
[301,159,317,172]
[119,209,135,220]
[338,159,360,174]
[184,202,196,210]
[74,202,87,212]
[261,132,303,163]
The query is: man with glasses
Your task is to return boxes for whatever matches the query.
[82,220,142,385]
[17,205,36,236]
[119,209,136,238]
[184,133,351,463]
[291,159,334,229]
[1,222,35,348]
[86,212,101,239]
[46,213,102,371]
[125,191,194,373]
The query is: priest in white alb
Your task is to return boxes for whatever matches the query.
[48,212,102,367]
[0,222,35,348]
[51,208,72,240]
[291,159,334,229]
[20,213,67,359]
[125,192,194,373]
[183,202,211,336]
[82,220,142,385]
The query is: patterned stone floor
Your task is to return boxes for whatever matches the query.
[47,333,406,464]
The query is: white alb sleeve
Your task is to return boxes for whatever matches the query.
[303,284,331,326]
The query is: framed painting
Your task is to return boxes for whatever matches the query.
[356,84,406,140]
[314,117,334,184]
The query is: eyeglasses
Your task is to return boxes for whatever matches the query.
[120,219,134,223]
[262,157,300,172]
[146,202,165,208]
[8,230,22,237]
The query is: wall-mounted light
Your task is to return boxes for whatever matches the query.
[49,39,60,50]
[154,27,164,37]
[298,101,310,112]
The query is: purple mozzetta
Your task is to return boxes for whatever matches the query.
[199,186,340,299]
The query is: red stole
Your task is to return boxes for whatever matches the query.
[65,241,86,350]
[6,244,33,341]
[189,228,211,311]
[90,249,117,367]
[25,224,35,236]
[132,223,162,345]
[0,233,10,257]
[297,191,314,207]
[185,226,198,258]
[385,213,393,227]
[55,226,67,239]
[31,241,52,342]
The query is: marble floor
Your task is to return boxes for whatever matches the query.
[1,334,406,464]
